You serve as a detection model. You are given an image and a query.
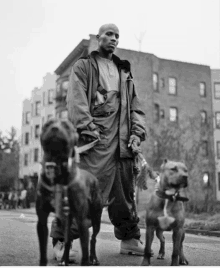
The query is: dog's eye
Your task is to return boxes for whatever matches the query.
[170,166,178,172]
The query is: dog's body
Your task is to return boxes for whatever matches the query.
[36,118,103,266]
[141,160,189,266]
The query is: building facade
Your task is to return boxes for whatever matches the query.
[19,73,56,188]
[211,70,220,200]
[54,35,216,205]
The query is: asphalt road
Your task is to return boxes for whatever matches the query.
[0,209,220,266]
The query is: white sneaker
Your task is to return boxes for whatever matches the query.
[120,238,144,256]
[53,240,78,262]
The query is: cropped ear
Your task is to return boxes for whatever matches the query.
[160,158,168,170]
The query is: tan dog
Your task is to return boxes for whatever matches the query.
[141,159,189,266]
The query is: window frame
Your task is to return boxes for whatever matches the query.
[25,132,29,145]
[214,83,220,99]
[34,148,39,162]
[24,153,28,166]
[200,110,207,124]
[168,77,177,95]
[215,112,220,129]
[202,140,208,157]
[169,107,178,122]
[25,112,31,125]
[217,141,220,159]
[152,73,159,92]
[35,101,41,116]
[199,82,206,97]
[48,89,54,104]
[35,125,40,139]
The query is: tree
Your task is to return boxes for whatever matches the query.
[0,127,20,191]
[142,115,216,213]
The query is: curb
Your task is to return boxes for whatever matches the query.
[7,208,220,238]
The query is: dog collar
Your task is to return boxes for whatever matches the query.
[156,190,189,202]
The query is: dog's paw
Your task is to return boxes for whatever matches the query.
[179,257,188,265]
[90,256,100,266]
[157,252,165,259]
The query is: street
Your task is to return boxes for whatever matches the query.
[0,209,220,266]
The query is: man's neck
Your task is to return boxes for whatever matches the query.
[98,49,113,60]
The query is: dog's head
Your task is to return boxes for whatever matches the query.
[40,118,78,160]
[160,159,188,190]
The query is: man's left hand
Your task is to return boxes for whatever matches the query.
[128,135,141,153]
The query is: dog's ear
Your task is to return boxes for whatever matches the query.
[160,158,168,170]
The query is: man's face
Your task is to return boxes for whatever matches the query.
[97,26,119,53]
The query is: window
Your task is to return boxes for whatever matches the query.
[202,141,208,157]
[153,73,159,91]
[217,141,220,159]
[35,125,40,139]
[25,132,29,145]
[160,78,165,88]
[200,110,207,124]
[216,112,220,128]
[48,89,54,104]
[24,153,28,166]
[218,173,220,191]
[34,148,39,162]
[154,104,160,122]
[199,82,206,97]
[35,101,41,116]
[214,83,220,99]
[60,110,68,119]
[25,112,31,124]
[160,109,165,119]
[203,172,210,187]
[169,107,178,122]
[43,92,46,106]
[169,77,177,95]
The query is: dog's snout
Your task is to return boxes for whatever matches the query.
[51,126,59,132]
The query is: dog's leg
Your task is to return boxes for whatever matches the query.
[90,208,102,265]
[141,226,154,266]
[36,210,50,266]
[60,214,72,266]
[78,218,90,266]
[156,229,165,259]
[179,230,188,265]
[171,228,183,266]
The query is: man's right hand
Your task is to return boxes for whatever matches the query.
[81,129,100,143]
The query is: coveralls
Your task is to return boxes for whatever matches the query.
[50,51,146,241]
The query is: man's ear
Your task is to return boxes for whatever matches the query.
[96,34,100,40]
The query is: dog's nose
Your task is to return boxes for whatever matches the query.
[51,126,59,132]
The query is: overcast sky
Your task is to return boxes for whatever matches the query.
[0,0,219,135]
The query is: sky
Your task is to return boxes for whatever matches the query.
[0,0,219,136]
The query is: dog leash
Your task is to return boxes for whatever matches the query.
[76,139,99,154]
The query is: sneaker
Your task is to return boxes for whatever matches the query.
[53,240,78,262]
[120,238,144,256]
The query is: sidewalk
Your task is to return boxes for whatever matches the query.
[11,206,220,238]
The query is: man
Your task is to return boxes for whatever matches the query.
[50,23,146,260]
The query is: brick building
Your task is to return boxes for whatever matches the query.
[54,35,216,205]
[211,70,220,200]
[19,73,56,191]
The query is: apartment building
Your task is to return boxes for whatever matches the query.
[211,70,220,201]
[54,34,216,202]
[19,73,56,187]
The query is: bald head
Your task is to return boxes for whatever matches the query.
[96,23,119,57]
[97,23,119,37]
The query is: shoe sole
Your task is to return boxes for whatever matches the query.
[120,248,144,256]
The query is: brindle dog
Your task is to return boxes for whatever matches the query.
[36,118,103,266]
[141,159,189,266]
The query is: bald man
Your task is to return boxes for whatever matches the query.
[50,23,146,261]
